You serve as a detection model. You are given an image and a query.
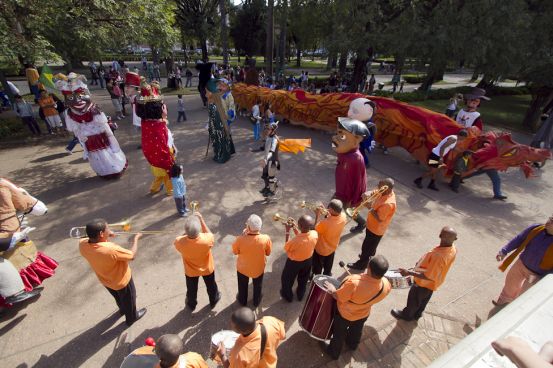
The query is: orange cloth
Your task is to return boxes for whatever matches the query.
[414,245,457,291]
[278,138,311,154]
[26,67,40,85]
[335,274,391,321]
[228,316,285,368]
[153,352,208,368]
[174,233,215,277]
[366,191,396,236]
[284,230,318,261]
[232,233,272,278]
[79,239,133,290]
[314,212,347,256]
[38,95,58,117]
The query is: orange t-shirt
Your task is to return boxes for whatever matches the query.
[153,352,208,368]
[284,230,318,261]
[38,95,58,117]
[366,191,396,235]
[314,212,347,256]
[228,316,285,368]
[336,274,392,321]
[232,233,272,278]
[79,239,133,290]
[414,245,457,291]
[174,233,215,277]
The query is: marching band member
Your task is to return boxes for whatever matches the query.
[348,178,397,271]
[215,307,285,368]
[232,214,272,307]
[391,226,458,321]
[154,334,207,368]
[280,215,318,302]
[322,255,392,360]
[79,219,147,326]
[174,213,221,311]
[312,199,347,276]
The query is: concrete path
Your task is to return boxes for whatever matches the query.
[0,91,550,367]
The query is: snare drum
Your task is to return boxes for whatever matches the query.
[384,269,413,289]
[298,275,341,341]
[120,346,158,368]
[211,330,239,366]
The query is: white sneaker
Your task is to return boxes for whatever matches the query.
[65,148,73,155]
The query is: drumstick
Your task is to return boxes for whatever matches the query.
[338,261,352,276]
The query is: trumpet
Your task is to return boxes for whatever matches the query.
[273,213,297,227]
[189,200,200,213]
[345,185,389,220]
[300,201,329,216]
[68,220,163,239]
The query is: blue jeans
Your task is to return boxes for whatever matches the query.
[174,196,186,215]
[253,122,261,141]
[66,136,80,152]
[465,169,503,197]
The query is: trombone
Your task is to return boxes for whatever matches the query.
[189,200,200,213]
[273,213,297,228]
[345,185,389,220]
[299,201,329,216]
[68,220,163,239]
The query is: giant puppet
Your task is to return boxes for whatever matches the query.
[55,73,127,178]
[0,178,57,310]
[232,84,551,178]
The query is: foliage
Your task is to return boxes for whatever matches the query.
[0,116,28,140]
[372,86,530,103]
[402,75,427,84]
[229,0,266,57]
[175,0,220,61]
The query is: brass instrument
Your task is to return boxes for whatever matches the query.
[300,201,329,216]
[345,185,389,220]
[189,200,200,213]
[273,213,297,227]
[68,220,162,239]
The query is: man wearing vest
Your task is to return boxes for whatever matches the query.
[216,307,285,367]
[322,255,392,360]
[494,216,553,306]
[391,227,458,321]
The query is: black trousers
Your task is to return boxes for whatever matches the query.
[237,271,264,306]
[106,277,137,324]
[185,272,219,308]
[353,229,382,268]
[402,284,433,319]
[328,311,367,359]
[312,251,335,276]
[280,258,312,301]
[198,84,207,106]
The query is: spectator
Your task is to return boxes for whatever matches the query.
[14,95,41,135]
[38,90,63,134]
[98,67,105,89]
[106,79,124,120]
[185,68,193,87]
[176,94,187,122]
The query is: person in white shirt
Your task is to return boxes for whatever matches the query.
[455,88,490,130]
[414,129,468,191]
[251,100,262,141]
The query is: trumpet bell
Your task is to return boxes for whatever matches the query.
[190,201,199,213]
[69,227,85,239]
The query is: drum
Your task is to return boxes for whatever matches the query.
[384,269,413,289]
[0,240,37,270]
[211,330,239,366]
[120,346,158,368]
[298,274,341,341]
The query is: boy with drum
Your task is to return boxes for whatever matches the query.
[322,255,392,360]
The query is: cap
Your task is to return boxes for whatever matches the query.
[464,87,490,101]
[337,117,369,137]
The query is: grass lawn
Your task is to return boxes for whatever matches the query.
[410,95,532,132]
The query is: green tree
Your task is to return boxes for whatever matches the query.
[229,0,266,59]
[175,0,219,61]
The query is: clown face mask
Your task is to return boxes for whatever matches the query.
[65,90,92,113]
[332,127,363,154]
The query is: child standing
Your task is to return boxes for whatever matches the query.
[38,90,63,133]
[14,95,41,135]
[107,79,124,120]
[176,94,187,122]
[445,93,463,118]
[170,164,189,217]
[251,99,262,141]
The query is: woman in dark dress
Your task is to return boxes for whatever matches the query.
[206,78,235,163]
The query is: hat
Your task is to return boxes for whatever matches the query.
[206,78,219,93]
[464,87,490,101]
[337,117,369,137]
[137,78,162,104]
[125,72,141,87]
[54,72,88,96]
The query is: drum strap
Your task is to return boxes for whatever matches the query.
[259,323,268,359]
[348,282,384,305]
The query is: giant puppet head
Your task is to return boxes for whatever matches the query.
[135,78,165,120]
[125,72,141,97]
[0,178,47,235]
[347,97,376,123]
[332,117,369,154]
[54,73,92,114]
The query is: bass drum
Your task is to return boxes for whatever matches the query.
[298,275,341,341]
[120,346,158,368]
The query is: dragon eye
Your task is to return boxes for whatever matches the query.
[501,148,517,157]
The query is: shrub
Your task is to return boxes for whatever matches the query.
[370,86,529,103]
[403,74,427,84]
[0,116,27,140]
[212,47,222,56]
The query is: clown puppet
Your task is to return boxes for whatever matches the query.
[347,97,377,168]
[55,73,127,178]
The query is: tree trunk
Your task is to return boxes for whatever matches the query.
[476,73,496,89]
[278,0,287,73]
[338,52,347,75]
[296,47,301,67]
[219,0,229,66]
[419,62,445,91]
[165,58,174,77]
[201,38,208,62]
[350,55,367,93]
[265,0,274,76]
[523,87,553,130]
[470,69,479,82]
[326,51,335,70]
